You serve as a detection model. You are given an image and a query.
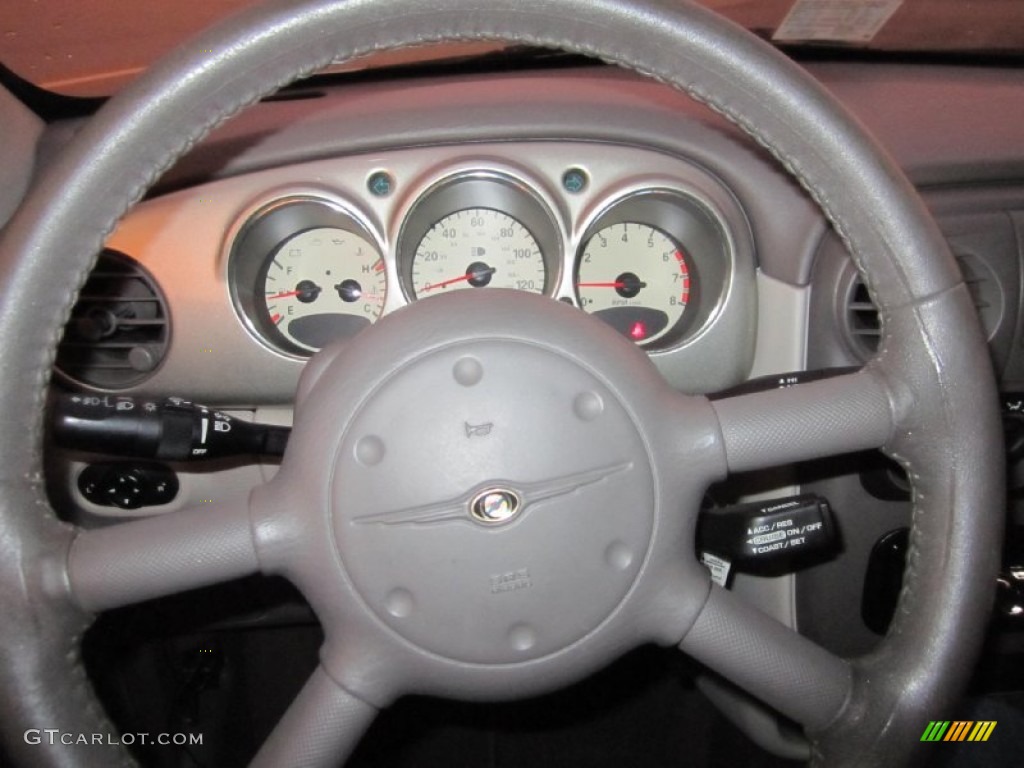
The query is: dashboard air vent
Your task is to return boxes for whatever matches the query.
[841,252,1001,363]
[56,250,169,390]
[843,275,882,360]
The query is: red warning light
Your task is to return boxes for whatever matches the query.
[629,320,647,341]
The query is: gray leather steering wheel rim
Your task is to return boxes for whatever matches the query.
[0,1,1003,766]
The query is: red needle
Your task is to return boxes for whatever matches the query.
[576,281,625,288]
[422,273,475,292]
[265,289,301,300]
[422,265,497,293]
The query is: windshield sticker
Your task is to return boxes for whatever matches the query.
[773,0,904,43]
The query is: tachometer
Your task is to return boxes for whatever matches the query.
[575,222,690,345]
[260,226,386,352]
[410,208,546,298]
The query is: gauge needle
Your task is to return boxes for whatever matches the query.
[576,280,648,289]
[265,289,302,300]
[423,266,497,292]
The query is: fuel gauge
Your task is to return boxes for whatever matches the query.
[230,197,391,356]
[260,227,386,353]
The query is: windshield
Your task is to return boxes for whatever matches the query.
[1,0,1021,97]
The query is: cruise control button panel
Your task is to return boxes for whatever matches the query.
[698,494,837,586]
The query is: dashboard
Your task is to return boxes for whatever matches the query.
[228,158,730,356]
[57,139,757,402]
[43,59,1024,554]
[18,58,1024,764]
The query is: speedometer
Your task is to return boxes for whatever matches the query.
[410,208,546,298]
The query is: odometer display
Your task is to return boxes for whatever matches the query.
[575,222,690,345]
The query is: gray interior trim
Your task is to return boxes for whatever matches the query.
[713,370,893,473]
[145,68,829,287]
[809,62,1024,187]
[250,665,377,768]
[0,85,43,230]
[681,584,852,732]
[68,496,259,613]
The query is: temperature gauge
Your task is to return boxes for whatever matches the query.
[575,222,690,346]
[261,227,386,352]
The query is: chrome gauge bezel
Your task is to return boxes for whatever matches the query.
[396,171,563,302]
[574,189,734,351]
[228,195,385,358]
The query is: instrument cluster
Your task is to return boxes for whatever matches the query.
[228,150,743,359]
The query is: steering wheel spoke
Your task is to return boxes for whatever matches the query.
[711,369,894,474]
[680,584,852,732]
[68,493,259,613]
[250,660,379,768]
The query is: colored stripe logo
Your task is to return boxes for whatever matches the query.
[921,721,996,742]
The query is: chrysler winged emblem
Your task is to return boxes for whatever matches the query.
[353,462,633,527]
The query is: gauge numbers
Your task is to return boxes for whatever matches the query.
[411,208,546,298]
[262,227,385,352]
[576,222,690,345]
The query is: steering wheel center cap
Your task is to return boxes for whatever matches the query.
[326,322,657,666]
[471,488,521,525]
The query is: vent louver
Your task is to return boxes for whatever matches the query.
[56,250,169,389]
[843,276,882,359]
[841,252,1000,363]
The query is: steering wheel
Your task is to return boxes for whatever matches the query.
[0,1,1004,766]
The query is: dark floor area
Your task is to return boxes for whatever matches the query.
[83,576,1024,768]
[346,647,798,768]
[83,577,800,768]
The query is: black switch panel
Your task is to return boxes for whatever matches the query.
[78,463,179,510]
